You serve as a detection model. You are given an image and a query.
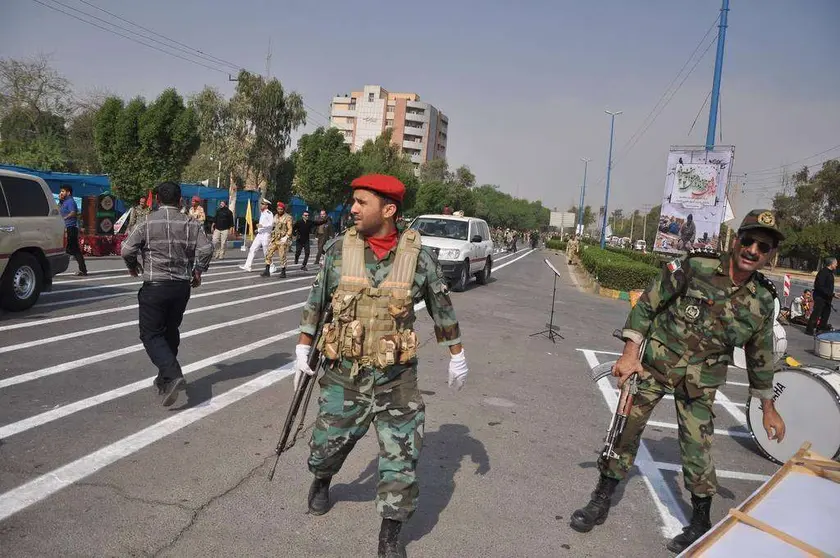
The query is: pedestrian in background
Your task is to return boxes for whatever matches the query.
[263,201,293,278]
[314,209,334,266]
[805,257,838,335]
[58,184,88,276]
[293,210,327,271]
[240,199,274,272]
[212,200,234,260]
[128,195,151,232]
[188,196,206,225]
[121,181,213,406]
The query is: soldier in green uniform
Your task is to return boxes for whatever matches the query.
[570,209,788,553]
[293,174,469,558]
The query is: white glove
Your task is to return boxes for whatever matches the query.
[281,235,290,243]
[448,350,469,391]
[294,344,314,391]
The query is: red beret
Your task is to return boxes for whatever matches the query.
[276,201,285,209]
[191,196,201,202]
[351,174,405,204]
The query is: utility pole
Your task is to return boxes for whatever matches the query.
[601,110,622,248]
[706,0,730,151]
[629,211,635,242]
[265,36,273,78]
[577,158,591,236]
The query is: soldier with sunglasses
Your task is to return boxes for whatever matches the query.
[570,209,787,554]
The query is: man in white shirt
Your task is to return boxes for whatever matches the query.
[240,199,274,272]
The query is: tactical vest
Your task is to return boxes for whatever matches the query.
[318,228,422,374]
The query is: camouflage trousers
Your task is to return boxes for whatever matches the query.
[264,238,289,267]
[599,377,718,497]
[308,367,425,521]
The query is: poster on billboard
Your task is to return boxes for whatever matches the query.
[653,146,734,255]
[549,211,576,230]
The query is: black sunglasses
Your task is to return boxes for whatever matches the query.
[739,234,774,254]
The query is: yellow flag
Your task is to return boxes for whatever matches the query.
[245,198,254,241]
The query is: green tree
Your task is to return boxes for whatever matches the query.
[454,165,476,189]
[292,126,360,210]
[191,71,306,212]
[418,158,450,184]
[357,129,419,210]
[95,89,199,202]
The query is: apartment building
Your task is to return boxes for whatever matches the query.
[330,85,448,172]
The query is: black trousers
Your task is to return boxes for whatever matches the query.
[295,240,311,266]
[138,281,191,386]
[806,296,833,333]
[315,236,327,265]
[65,226,87,273]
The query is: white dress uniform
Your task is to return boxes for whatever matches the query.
[240,206,275,271]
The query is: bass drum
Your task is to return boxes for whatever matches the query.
[746,366,840,464]
[732,320,787,369]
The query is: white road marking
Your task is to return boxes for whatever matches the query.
[581,349,687,538]
[0,286,310,354]
[0,275,314,332]
[51,261,246,284]
[610,389,747,409]
[0,329,300,439]
[53,258,247,278]
[725,381,749,387]
[646,420,752,439]
[649,461,770,482]
[493,249,533,270]
[714,389,748,425]
[0,302,306,389]
[0,361,296,523]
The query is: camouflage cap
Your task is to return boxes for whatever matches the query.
[737,209,785,241]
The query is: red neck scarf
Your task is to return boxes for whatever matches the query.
[366,230,399,260]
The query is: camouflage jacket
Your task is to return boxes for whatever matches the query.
[300,229,462,385]
[272,213,293,240]
[622,251,776,400]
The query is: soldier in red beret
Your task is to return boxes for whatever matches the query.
[293,173,470,557]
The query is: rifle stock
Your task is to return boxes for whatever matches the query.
[598,338,645,464]
[267,307,333,481]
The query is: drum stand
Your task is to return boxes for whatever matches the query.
[530,260,564,343]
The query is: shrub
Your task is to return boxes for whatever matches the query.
[546,240,567,251]
[580,246,659,291]
[605,246,667,268]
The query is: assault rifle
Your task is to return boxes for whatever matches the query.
[267,307,333,481]
[590,330,646,463]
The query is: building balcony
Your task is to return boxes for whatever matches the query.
[405,111,428,123]
[404,124,424,135]
[402,138,422,150]
[331,121,353,131]
[409,153,424,164]
[331,109,356,118]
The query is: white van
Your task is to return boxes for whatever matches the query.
[634,239,647,251]
[409,214,494,291]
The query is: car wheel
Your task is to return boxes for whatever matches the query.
[452,259,469,292]
[476,256,491,285]
[1,252,44,311]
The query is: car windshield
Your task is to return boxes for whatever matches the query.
[410,218,469,241]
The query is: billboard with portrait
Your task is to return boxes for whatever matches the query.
[653,146,735,255]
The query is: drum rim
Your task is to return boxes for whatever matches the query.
[815,331,840,341]
[746,368,840,465]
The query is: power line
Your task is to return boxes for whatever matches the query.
[28,0,331,127]
[737,143,840,176]
[74,0,242,71]
[30,0,229,74]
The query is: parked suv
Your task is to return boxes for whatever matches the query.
[409,214,494,291]
[0,169,69,311]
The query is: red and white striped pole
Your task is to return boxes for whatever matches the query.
[783,273,791,307]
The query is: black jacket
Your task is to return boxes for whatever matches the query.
[293,217,325,242]
[214,207,234,230]
[814,267,836,301]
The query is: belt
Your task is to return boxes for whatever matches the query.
[143,280,189,286]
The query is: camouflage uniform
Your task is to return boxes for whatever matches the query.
[602,250,776,496]
[299,229,461,521]
[264,212,293,268]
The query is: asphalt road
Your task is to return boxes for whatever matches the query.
[0,244,837,557]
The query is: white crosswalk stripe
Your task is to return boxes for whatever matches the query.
[0,246,535,527]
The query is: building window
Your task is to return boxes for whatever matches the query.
[386,119,394,126]
[368,93,374,102]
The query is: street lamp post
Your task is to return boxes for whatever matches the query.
[600,110,622,249]
[577,158,591,237]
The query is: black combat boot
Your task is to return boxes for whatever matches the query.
[307,476,331,515]
[260,264,271,277]
[666,494,712,553]
[279,267,286,278]
[378,518,406,558]
[569,474,620,533]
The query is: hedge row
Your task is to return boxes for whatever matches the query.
[604,246,666,268]
[546,239,567,251]
[579,246,660,291]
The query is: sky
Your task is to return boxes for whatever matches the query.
[2,0,839,219]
